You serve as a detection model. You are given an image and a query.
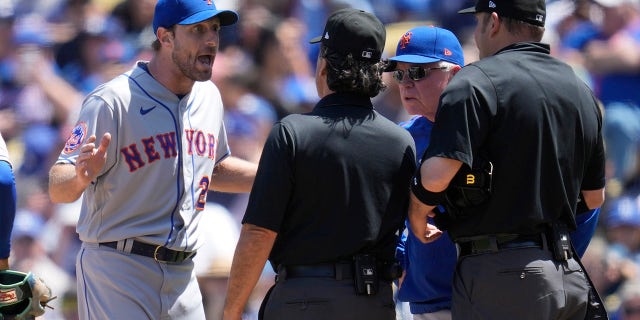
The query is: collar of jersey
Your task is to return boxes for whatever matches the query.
[316,92,374,110]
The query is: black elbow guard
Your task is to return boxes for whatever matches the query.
[410,172,447,206]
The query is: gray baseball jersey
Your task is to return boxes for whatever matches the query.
[0,133,10,165]
[56,61,230,252]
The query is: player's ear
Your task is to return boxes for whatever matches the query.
[449,65,462,78]
[489,12,501,36]
[157,27,173,46]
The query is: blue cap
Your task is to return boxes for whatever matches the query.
[153,0,239,36]
[11,211,45,240]
[606,196,640,227]
[389,26,464,66]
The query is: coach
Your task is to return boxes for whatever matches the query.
[408,0,607,319]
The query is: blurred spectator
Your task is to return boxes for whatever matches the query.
[193,202,240,320]
[599,195,640,303]
[10,211,74,319]
[193,201,276,320]
[612,279,640,320]
[54,13,132,95]
[563,0,640,196]
[0,13,83,178]
[0,0,18,137]
[238,10,317,118]
[109,0,156,55]
[606,195,640,259]
[43,199,82,276]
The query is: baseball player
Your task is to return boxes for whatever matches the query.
[0,132,16,271]
[47,1,256,319]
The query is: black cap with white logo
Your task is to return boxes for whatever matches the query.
[458,0,546,27]
[310,8,385,61]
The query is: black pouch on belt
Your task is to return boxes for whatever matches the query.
[353,254,379,296]
[547,222,573,261]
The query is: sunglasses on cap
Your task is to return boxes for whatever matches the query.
[393,66,448,83]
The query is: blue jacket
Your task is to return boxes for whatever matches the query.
[396,115,600,314]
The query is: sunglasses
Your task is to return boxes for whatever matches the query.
[393,66,448,83]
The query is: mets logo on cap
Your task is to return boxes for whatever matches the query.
[63,122,88,154]
[400,32,412,49]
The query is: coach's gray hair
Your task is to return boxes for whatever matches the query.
[321,45,387,98]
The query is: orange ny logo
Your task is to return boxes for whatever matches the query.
[204,0,212,4]
[400,32,412,49]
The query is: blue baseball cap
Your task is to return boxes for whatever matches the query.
[153,0,239,36]
[389,26,464,66]
[606,196,640,228]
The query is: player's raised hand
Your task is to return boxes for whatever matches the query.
[76,133,111,185]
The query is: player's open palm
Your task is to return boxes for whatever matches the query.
[76,133,111,185]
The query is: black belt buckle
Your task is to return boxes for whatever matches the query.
[153,246,195,264]
[472,236,499,254]
[153,245,165,263]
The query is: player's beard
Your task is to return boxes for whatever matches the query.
[172,50,214,82]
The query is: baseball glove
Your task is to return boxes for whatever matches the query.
[0,270,56,320]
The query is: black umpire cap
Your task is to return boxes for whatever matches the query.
[309,8,385,61]
[458,0,546,27]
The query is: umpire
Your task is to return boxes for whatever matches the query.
[223,8,416,320]
[408,0,607,319]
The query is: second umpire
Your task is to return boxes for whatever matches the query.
[408,0,607,319]
[223,8,416,320]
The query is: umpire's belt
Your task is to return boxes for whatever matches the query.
[99,240,196,264]
[277,262,353,281]
[456,233,545,257]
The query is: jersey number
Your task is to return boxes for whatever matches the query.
[196,176,210,211]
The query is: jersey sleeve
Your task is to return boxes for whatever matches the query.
[214,121,230,165]
[0,133,10,165]
[571,208,600,257]
[241,122,294,232]
[0,160,16,259]
[57,95,118,176]
[424,66,494,167]
[581,116,606,190]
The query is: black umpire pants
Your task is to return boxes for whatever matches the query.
[260,276,396,320]
[452,246,589,320]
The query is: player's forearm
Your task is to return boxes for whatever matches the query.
[48,163,88,203]
[224,223,276,320]
[0,258,8,270]
[210,156,257,193]
[408,193,436,243]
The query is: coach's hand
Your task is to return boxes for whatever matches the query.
[76,133,111,186]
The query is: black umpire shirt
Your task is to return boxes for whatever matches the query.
[242,92,416,269]
[424,42,606,240]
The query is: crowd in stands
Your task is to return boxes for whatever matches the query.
[2,0,640,319]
